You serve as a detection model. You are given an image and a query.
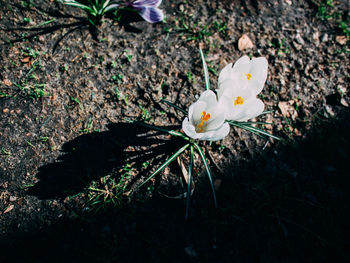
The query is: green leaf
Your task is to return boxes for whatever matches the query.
[260,110,275,115]
[136,143,190,189]
[101,0,111,10]
[161,99,188,114]
[185,145,194,220]
[92,4,98,14]
[29,19,56,29]
[227,121,280,140]
[104,3,120,13]
[131,121,189,140]
[63,1,95,14]
[234,121,272,125]
[199,48,210,91]
[168,130,190,140]
[193,142,217,207]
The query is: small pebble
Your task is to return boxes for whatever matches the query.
[321,33,328,42]
[295,33,305,45]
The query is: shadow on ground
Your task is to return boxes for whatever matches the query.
[28,122,182,199]
[1,111,350,263]
[2,1,148,50]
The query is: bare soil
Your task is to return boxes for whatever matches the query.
[0,0,349,262]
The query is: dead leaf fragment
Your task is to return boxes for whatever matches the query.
[238,34,253,51]
[265,113,274,128]
[335,35,348,45]
[3,79,12,86]
[4,204,14,214]
[278,100,298,120]
[21,56,32,67]
[340,97,349,107]
[177,157,189,184]
[21,57,31,63]
[294,128,302,136]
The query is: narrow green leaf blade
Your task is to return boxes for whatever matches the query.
[161,99,188,114]
[260,110,275,115]
[168,130,190,140]
[193,142,217,207]
[132,121,171,134]
[104,3,120,13]
[242,125,281,140]
[62,1,94,13]
[185,145,194,220]
[227,121,280,140]
[131,121,189,140]
[199,48,210,91]
[136,144,190,189]
[234,121,272,125]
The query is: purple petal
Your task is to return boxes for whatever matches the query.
[138,7,164,23]
[132,0,162,7]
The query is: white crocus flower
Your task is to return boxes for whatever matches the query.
[217,55,268,122]
[218,55,268,95]
[182,90,230,141]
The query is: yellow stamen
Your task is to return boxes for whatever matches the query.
[245,73,252,80]
[234,96,244,106]
[197,111,211,132]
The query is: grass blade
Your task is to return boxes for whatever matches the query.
[234,121,272,125]
[136,143,190,190]
[127,120,190,140]
[241,125,281,140]
[193,142,217,207]
[260,110,275,115]
[63,1,94,13]
[131,121,171,134]
[168,130,190,140]
[28,19,56,29]
[104,3,120,12]
[138,122,189,140]
[199,48,210,90]
[161,99,188,114]
[185,145,194,220]
[227,121,280,140]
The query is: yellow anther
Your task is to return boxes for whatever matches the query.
[245,73,252,80]
[234,96,244,106]
[197,111,211,132]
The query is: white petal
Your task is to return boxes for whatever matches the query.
[200,122,230,141]
[218,95,241,121]
[250,57,268,94]
[191,101,206,124]
[217,75,248,99]
[219,80,253,101]
[198,90,217,107]
[235,98,265,121]
[232,55,251,73]
[205,107,226,131]
[182,118,201,139]
[218,62,233,84]
[225,103,244,121]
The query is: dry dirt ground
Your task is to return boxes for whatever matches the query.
[0,0,349,262]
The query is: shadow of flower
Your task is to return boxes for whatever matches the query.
[28,122,182,199]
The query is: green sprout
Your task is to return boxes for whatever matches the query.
[87,163,134,209]
[59,0,164,26]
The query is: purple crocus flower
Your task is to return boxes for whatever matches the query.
[125,0,164,23]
